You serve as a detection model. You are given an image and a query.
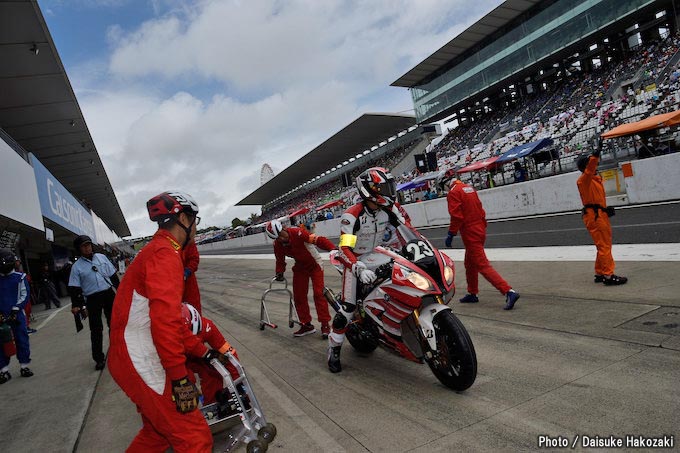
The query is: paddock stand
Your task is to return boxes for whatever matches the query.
[259,277,301,330]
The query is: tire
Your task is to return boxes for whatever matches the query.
[246,439,268,453]
[426,311,477,391]
[258,423,277,443]
[346,320,379,354]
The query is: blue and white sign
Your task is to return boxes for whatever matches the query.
[30,154,95,238]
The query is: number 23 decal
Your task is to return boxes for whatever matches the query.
[406,240,434,262]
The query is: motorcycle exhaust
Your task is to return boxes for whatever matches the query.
[323,287,342,313]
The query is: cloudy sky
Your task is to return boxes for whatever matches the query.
[40,0,502,237]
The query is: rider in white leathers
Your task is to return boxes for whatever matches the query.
[327,167,407,373]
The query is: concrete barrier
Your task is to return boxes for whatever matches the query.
[624,153,680,203]
[198,153,680,252]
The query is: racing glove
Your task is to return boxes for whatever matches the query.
[183,268,192,281]
[445,231,456,248]
[274,273,284,281]
[203,349,230,367]
[352,262,377,284]
[8,307,20,326]
[592,137,603,158]
[171,376,200,413]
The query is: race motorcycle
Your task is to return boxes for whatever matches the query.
[327,224,477,391]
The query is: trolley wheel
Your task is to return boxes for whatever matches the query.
[246,439,268,453]
[288,321,294,328]
[258,423,277,443]
[259,323,265,331]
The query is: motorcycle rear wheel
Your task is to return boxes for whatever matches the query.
[427,311,477,391]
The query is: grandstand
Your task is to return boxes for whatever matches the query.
[235,113,436,218]
[392,0,680,188]
[226,0,680,242]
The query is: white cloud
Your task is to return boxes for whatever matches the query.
[74,0,502,236]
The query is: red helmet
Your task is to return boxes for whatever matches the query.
[356,167,396,207]
[265,220,283,239]
[147,191,199,223]
[181,303,202,335]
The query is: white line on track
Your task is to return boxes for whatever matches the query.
[246,366,346,452]
[34,303,71,330]
[202,243,680,261]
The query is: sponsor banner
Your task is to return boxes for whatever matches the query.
[0,138,44,231]
[30,154,95,238]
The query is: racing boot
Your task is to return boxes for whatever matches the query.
[603,274,627,286]
[503,290,520,310]
[20,367,34,378]
[0,370,10,384]
[459,293,479,303]
[327,346,342,373]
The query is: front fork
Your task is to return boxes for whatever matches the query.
[415,296,452,354]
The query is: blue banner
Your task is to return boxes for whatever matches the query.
[30,154,96,238]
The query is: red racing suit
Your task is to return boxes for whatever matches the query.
[185,317,239,405]
[577,156,615,276]
[182,241,201,313]
[274,227,335,325]
[447,180,511,296]
[108,230,212,453]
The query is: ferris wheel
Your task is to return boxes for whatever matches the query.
[260,163,275,185]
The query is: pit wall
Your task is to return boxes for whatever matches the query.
[198,153,680,252]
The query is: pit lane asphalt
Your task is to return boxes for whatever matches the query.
[5,249,679,452]
[202,201,680,255]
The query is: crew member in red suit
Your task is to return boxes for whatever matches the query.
[438,169,520,310]
[182,302,239,404]
[576,139,627,285]
[108,191,212,453]
[182,240,201,313]
[265,220,336,338]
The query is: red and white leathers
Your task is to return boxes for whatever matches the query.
[184,317,239,405]
[329,202,405,348]
[182,241,201,313]
[274,227,336,325]
[108,230,212,453]
[447,180,511,296]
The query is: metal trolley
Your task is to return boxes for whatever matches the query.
[259,277,301,330]
[201,353,277,452]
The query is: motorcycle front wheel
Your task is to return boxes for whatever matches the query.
[427,311,477,391]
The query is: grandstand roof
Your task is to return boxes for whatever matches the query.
[237,113,416,206]
[0,1,130,237]
[392,0,542,88]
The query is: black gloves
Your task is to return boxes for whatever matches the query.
[171,376,200,413]
[592,137,603,158]
[275,273,284,281]
[7,307,19,326]
[204,349,230,367]
[445,231,456,248]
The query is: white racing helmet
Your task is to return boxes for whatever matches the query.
[265,220,283,240]
[181,303,202,335]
